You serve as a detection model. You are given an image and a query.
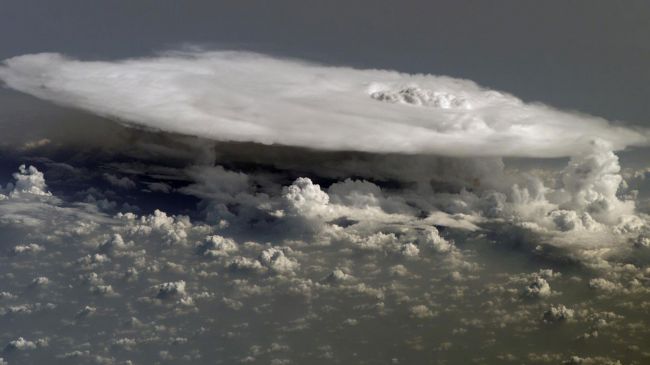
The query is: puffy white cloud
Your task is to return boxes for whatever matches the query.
[335,231,399,252]
[77,253,111,270]
[228,256,265,273]
[321,269,352,284]
[409,304,435,319]
[9,243,45,256]
[558,140,635,223]
[588,278,622,292]
[258,248,299,275]
[327,178,413,215]
[388,264,409,277]
[30,276,50,287]
[153,280,187,299]
[90,284,117,297]
[112,337,137,350]
[417,227,454,253]
[97,233,131,253]
[2,165,51,198]
[550,210,600,232]
[399,243,420,257]
[524,277,552,298]
[3,337,48,351]
[543,305,574,323]
[1,51,646,158]
[282,178,330,216]
[75,305,96,319]
[370,85,470,109]
[197,235,238,258]
[0,292,17,300]
[117,209,195,246]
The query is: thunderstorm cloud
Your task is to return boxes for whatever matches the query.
[1,48,650,365]
[1,50,647,158]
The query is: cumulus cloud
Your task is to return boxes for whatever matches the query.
[97,233,131,253]
[321,269,352,284]
[0,50,646,158]
[9,243,44,256]
[409,304,435,319]
[523,276,552,298]
[558,140,635,223]
[75,305,96,319]
[1,165,51,198]
[543,305,574,323]
[258,248,299,275]
[117,209,196,246]
[4,337,48,352]
[0,155,646,364]
[153,280,187,299]
[588,278,622,292]
[197,235,238,257]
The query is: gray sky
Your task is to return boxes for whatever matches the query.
[1,0,649,126]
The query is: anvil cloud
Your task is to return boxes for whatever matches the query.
[0,50,646,158]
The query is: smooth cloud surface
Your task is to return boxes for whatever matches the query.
[0,50,647,157]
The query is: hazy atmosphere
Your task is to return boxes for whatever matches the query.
[1,2,650,364]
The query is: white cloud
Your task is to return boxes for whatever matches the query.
[75,305,96,319]
[588,278,622,292]
[117,209,195,246]
[30,276,50,287]
[543,305,574,323]
[0,156,647,363]
[228,256,266,273]
[524,276,552,298]
[409,304,435,319]
[197,235,238,258]
[399,243,420,257]
[558,140,635,223]
[282,178,330,216]
[3,337,48,351]
[97,233,132,254]
[1,51,646,158]
[321,269,352,284]
[153,280,187,299]
[2,165,52,198]
[10,243,45,256]
[258,248,299,275]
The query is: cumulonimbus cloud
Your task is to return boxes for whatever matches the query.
[0,50,646,157]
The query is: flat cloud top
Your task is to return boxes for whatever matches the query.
[0,50,646,157]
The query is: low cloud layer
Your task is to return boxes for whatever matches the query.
[1,50,647,158]
[1,161,649,364]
